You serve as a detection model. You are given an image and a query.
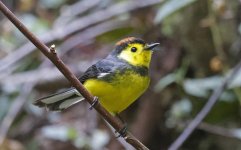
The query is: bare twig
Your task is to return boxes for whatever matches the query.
[49,45,56,54]
[53,0,101,27]
[0,0,162,73]
[198,122,241,140]
[38,19,125,68]
[0,0,103,145]
[58,19,126,55]
[0,20,124,90]
[0,62,90,86]
[0,1,149,149]
[168,59,241,150]
[106,121,135,150]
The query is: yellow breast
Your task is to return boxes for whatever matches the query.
[84,71,150,114]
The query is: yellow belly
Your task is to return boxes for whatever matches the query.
[83,71,150,114]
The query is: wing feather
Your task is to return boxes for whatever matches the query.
[78,58,117,83]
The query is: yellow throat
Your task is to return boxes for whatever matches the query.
[117,43,153,68]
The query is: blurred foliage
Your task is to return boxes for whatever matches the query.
[0,0,241,150]
[154,0,197,24]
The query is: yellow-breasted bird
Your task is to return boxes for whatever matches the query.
[34,37,159,114]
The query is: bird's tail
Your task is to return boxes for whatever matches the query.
[33,88,84,111]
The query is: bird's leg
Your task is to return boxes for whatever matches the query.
[89,96,99,110]
[115,113,127,138]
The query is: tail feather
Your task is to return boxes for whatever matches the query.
[34,88,84,111]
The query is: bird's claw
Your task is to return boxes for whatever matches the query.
[89,96,99,110]
[115,124,127,138]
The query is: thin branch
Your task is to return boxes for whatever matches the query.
[58,20,126,55]
[0,0,162,73]
[178,121,241,140]
[0,1,149,149]
[0,19,124,78]
[168,59,241,150]
[53,0,101,27]
[106,121,135,150]
[198,122,241,140]
[0,62,88,86]
[0,0,102,144]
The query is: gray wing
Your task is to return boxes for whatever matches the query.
[34,57,124,111]
[79,58,120,83]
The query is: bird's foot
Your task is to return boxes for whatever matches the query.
[115,113,127,138]
[89,96,99,110]
[115,123,127,138]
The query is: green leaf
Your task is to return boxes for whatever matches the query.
[154,58,189,92]
[238,23,241,34]
[96,27,134,43]
[154,73,176,92]
[0,96,10,121]
[67,127,78,140]
[171,98,192,118]
[184,68,241,98]
[41,125,77,141]
[165,98,192,128]
[184,76,223,97]
[233,129,241,140]
[154,0,197,24]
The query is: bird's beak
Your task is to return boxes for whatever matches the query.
[145,43,160,51]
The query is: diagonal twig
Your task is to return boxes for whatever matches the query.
[168,59,241,150]
[0,0,162,73]
[53,0,101,27]
[0,1,149,149]
[198,122,241,140]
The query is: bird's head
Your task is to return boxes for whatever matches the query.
[111,37,159,68]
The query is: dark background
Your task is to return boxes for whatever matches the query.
[0,0,241,149]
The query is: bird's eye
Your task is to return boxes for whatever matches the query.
[131,47,137,52]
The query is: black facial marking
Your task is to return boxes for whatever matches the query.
[111,38,145,56]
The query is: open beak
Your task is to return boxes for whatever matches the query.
[145,43,160,51]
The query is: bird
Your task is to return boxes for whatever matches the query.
[34,37,159,115]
